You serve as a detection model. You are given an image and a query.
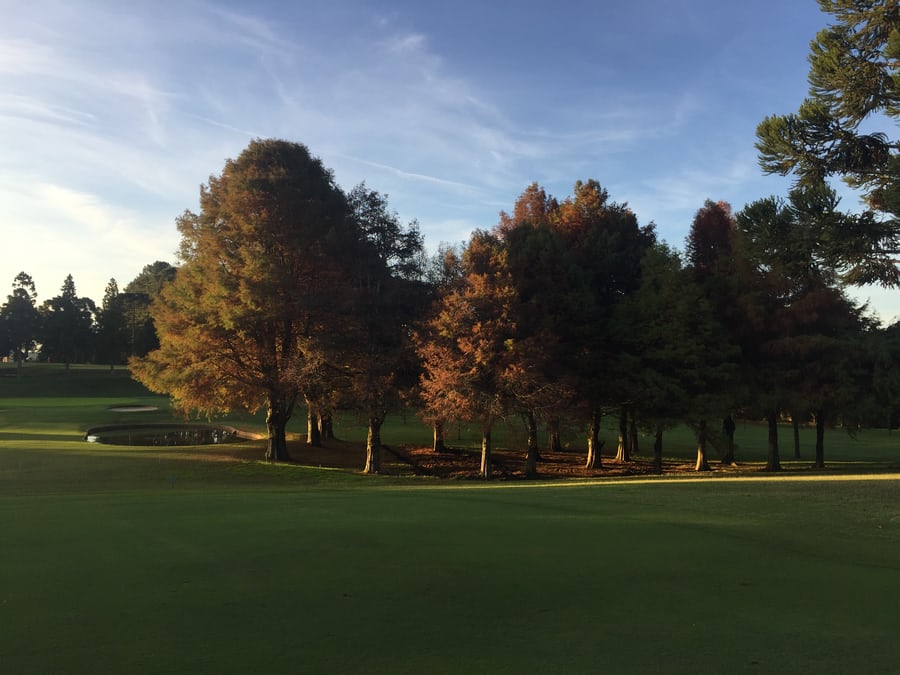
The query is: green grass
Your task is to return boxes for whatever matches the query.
[2,481,898,674]
[1,364,899,673]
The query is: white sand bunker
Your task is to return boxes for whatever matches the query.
[109,405,159,413]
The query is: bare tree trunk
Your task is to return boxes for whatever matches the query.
[766,409,781,472]
[265,397,292,462]
[721,415,736,466]
[628,412,639,456]
[653,425,663,474]
[524,410,538,478]
[307,408,321,447]
[364,416,382,474]
[432,420,446,453]
[695,419,711,471]
[548,416,562,452]
[585,410,602,470]
[614,408,630,462]
[480,427,492,480]
[319,413,334,440]
[793,416,801,459]
[814,409,825,468]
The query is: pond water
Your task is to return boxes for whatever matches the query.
[85,425,241,446]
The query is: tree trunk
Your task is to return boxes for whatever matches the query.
[548,416,562,452]
[432,421,446,453]
[766,409,781,471]
[319,413,334,440]
[364,416,382,474]
[695,419,711,471]
[585,409,602,470]
[614,408,630,462]
[814,409,825,468]
[793,416,801,459]
[265,398,292,462]
[653,426,663,474]
[480,427,492,480]
[628,412,639,456]
[307,408,321,447]
[721,415,736,466]
[524,410,538,478]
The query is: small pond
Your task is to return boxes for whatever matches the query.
[85,424,243,446]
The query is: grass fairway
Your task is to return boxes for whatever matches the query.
[2,481,899,674]
[1,365,899,673]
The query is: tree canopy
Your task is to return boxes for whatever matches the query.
[131,139,365,462]
[756,0,900,285]
[0,272,41,368]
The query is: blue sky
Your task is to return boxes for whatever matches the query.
[2,0,896,320]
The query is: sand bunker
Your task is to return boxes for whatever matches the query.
[108,405,159,413]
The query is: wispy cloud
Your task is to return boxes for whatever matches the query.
[2,1,875,312]
[385,32,428,55]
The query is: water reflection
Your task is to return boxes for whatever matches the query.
[86,425,240,446]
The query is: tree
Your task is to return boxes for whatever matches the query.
[418,230,516,479]
[95,279,128,367]
[869,319,900,429]
[685,200,755,468]
[0,272,41,372]
[614,243,734,473]
[131,139,362,462]
[416,243,466,454]
[345,183,426,474]
[122,261,177,357]
[756,0,900,285]
[735,184,871,470]
[553,180,656,469]
[500,190,582,476]
[39,274,96,366]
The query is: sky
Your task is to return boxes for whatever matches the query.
[2,0,897,321]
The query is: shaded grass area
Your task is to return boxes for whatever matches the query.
[2,481,898,674]
[3,363,899,472]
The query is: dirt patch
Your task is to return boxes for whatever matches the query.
[248,437,740,479]
[394,445,706,479]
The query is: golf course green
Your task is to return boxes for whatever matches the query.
[1,365,898,674]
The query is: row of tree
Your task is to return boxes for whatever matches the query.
[108,135,894,477]
[0,262,176,369]
[417,181,895,477]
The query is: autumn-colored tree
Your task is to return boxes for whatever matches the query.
[416,243,466,453]
[418,230,516,479]
[131,139,362,462]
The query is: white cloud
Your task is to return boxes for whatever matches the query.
[385,32,428,55]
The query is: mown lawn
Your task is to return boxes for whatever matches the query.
[1,365,898,673]
[2,480,898,674]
